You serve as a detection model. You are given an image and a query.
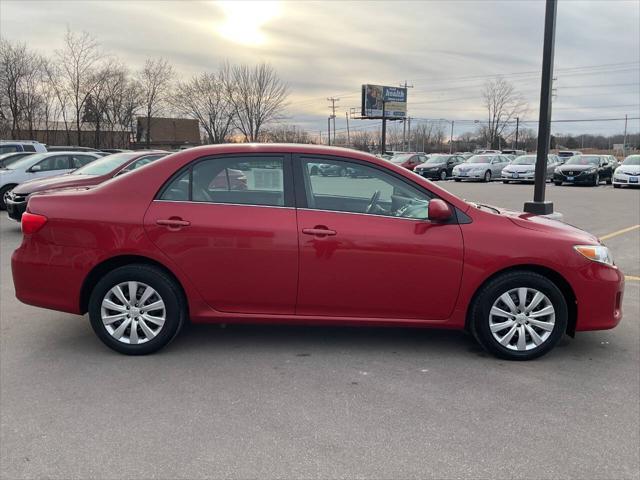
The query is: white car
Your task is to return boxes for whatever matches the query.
[452,154,511,182]
[0,151,101,209]
[613,154,640,188]
[0,140,47,154]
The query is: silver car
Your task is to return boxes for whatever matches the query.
[451,154,511,182]
[501,154,561,183]
[0,151,100,209]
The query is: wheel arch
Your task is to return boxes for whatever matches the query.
[464,264,578,336]
[79,254,188,316]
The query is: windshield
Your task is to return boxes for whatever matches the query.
[512,156,536,165]
[4,153,47,170]
[465,155,491,164]
[390,154,413,163]
[72,152,135,175]
[565,155,600,166]
[425,155,449,164]
[622,155,640,166]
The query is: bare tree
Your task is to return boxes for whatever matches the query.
[172,71,234,144]
[0,38,43,138]
[482,77,527,149]
[137,57,174,148]
[55,29,104,146]
[225,62,288,142]
[264,124,312,143]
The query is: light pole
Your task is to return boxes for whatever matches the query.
[524,0,557,216]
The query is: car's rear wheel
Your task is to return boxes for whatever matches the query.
[88,264,186,355]
[502,180,510,184]
[553,181,562,186]
[483,170,492,182]
[613,184,621,188]
[454,178,461,182]
[470,271,567,360]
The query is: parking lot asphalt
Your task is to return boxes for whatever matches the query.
[1,181,639,480]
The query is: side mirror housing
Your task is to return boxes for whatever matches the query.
[29,165,41,172]
[428,198,453,223]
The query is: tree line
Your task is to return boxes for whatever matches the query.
[0,30,289,147]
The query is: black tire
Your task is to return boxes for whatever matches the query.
[483,170,492,182]
[606,176,612,185]
[439,170,447,181]
[0,184,16,210]
[592,174,600,186]
[454,178,461,182]
[553,181,562,186]
[502,180,510,184]
[613,184,621,189]
[469,271,568,361]
[88,264,186,355]
[339,167,348,177]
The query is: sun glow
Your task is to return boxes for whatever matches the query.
[216,1,282,47]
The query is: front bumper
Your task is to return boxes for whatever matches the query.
[553,171,597,184]
[415,169,443,179]
[613,172,640,186]
[4,192,27,221]
[572,262,624,331]
[453,171,485,180]
[502,171,535,181]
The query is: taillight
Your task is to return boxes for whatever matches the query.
[21,212,48,235]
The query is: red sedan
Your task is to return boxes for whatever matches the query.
[11,144,624,359]
[5,150,167,221]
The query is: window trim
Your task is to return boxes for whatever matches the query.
[155,153,294,208]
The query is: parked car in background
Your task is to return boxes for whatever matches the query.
[501,149,526,157]
[474,149,501,154]
[557,150,581,161]
[452,154,511,182]
[0,151,34,168]
[603,155,620,171]
[11,144,623,360]
[47,146,108,155]
[5,151,168,220]
[613,154,640,188]
[553,155,613,186]
[414,154,465,180]
[0,151,101,209]
[0,140,47,154]
[501,154,560,183]
[455,152,474,159]
[388,152,428,171]
[101,148,133,154]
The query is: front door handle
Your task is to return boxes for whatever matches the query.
[302,226,336,237]
[156,218,191,228]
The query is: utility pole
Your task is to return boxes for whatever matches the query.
[399,81,413,151]
[327,117,331,146]
[381,101,387,155]
[449,120,455,154]
[524,0,557,216]
[407,117,412,151]
[327,97,339,145]
[515,117,520,150]
[623,114,628,156]
[345,112,351,146]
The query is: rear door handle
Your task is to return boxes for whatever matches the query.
[156,218,191,228]
[302,227,336,236]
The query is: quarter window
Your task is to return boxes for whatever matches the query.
[302,158,431,219]
[160,156,285,207]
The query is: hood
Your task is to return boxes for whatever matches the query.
[503,164,535,172]
[456,163,490,170]
[416,162,444,169]
[616,164,640,174]
[557,164,596,172]
[12,174,101,195]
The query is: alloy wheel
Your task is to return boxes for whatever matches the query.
[484,171,491,182]
[489,287,555,351]
[440,170,447,180]
[100,281,166,345]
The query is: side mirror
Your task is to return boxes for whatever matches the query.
[428,198,452,223]
[29,165,41,172]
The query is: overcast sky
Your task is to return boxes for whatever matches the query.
[1,0,638,137]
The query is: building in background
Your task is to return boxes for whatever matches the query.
[134,117,200,150]
[7,121,131,149]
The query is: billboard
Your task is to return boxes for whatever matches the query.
[361,84,407,119]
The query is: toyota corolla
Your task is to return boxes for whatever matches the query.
[11,144,624,359]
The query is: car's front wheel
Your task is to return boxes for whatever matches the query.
[483,170,492,182]
[88,264,186,355]
[0,184,16,210]
[439,170,447,181]
[470,271,567,360]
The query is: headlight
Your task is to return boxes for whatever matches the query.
[585,168,597,174]
[554,167,561,173]
[574,245,614,266]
